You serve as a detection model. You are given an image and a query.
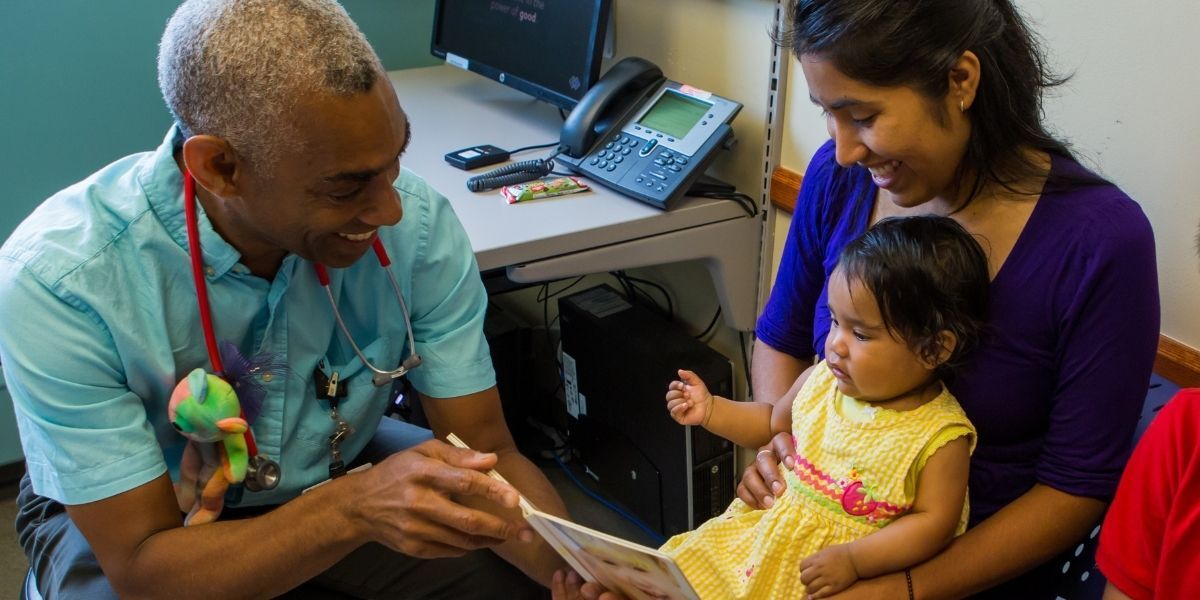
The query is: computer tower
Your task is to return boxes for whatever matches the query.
[558,284,735,538]
[484,304,539,456]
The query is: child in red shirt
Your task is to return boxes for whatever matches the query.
[1097,388,1200,599]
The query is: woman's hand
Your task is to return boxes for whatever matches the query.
[737,432,796,509]
[665,369,714,426]
[551,569,629,600]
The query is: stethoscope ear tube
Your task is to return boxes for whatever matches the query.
[317,238,422,388]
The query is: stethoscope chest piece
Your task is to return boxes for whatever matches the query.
[244,454,281,492]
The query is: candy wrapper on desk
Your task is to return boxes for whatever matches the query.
[502,176,590,204]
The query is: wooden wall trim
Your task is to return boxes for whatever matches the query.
[770,166,802,213]
[1156,334,1200,388]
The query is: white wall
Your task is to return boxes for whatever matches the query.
[774,0,1200,350]
[1030,1,1200,348]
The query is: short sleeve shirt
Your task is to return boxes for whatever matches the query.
[0,128,495,506]
[1097,389,1200,600]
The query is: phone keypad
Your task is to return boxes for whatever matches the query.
[589,135,643,173]
[580,133,695,206]
[642,150,686,181]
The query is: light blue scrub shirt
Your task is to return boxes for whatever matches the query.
[0,128,496,506]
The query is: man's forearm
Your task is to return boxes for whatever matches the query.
[418,386,570,585]
[491,448,569,585]
[113,475,367,599]
[909,484,1106,600]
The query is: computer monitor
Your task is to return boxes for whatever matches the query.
[431,0,612,111]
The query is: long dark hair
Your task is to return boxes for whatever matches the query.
[837,216,990,380]
[776,0,1101,206]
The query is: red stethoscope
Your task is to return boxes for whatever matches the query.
[183,172,421,490]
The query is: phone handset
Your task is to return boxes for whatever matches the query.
[559,57,665,159]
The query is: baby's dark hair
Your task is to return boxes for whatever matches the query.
[837,215,989,379]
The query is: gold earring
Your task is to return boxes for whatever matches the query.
[960,99,966,113]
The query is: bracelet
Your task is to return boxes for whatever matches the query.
[701,395,715,427]
[905,568,915,600]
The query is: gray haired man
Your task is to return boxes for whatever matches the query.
[3,1,567,597]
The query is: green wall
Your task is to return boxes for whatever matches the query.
[0,0,439,465]
[0,0,439,244]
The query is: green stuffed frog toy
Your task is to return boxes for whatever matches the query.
[169,368,249,526]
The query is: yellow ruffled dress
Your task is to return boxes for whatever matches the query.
[660,360,975,599]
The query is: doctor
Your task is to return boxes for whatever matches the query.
[0,0,567,598]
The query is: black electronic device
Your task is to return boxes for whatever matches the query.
[444,144,511,170]
[431,0,612,111]
[555,57,743,210]
[558,284,735,538]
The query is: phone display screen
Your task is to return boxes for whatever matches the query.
[637,91,711,139]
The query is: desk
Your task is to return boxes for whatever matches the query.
[389,66,763,331]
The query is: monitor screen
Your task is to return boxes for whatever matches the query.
[431,0,612,111]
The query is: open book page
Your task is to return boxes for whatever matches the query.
[445,434,699,600]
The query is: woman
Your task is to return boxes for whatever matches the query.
[744,0,1158,598]
[555,0,1158,598]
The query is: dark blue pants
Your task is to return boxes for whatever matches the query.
[16,417,548,599]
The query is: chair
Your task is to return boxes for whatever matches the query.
[1049,372,1178,599]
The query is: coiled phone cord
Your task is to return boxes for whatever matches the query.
[466,148,562,192]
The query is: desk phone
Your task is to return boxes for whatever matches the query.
[556,57,742,210]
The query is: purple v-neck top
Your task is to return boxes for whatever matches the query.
[758,140,1160,524]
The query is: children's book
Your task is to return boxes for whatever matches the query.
[446,433,700,600]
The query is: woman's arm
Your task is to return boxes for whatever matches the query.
[752,141,844,408]
[768,364,815,433]
[752,339,811,406]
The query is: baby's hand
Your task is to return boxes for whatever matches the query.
[664,369,713,427]
[799,543,859,599]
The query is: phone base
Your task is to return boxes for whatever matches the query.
[561,124,734,210]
